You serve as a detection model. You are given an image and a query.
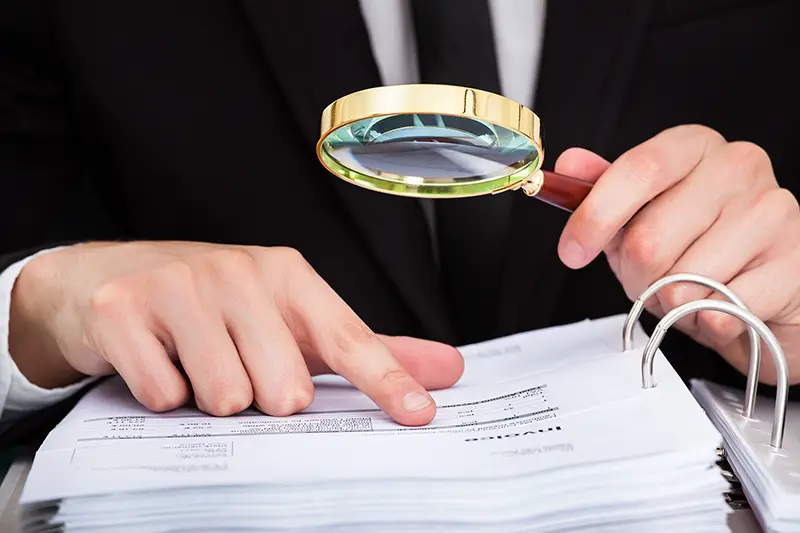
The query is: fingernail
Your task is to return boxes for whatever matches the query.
[561,239,586,268]
[402,391,433,411]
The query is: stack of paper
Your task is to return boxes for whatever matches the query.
[693,379,800,532]
[18,315,730,532]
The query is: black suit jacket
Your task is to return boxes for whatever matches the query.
[1,0,798,444]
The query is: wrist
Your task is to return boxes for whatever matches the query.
[8,250,87,389]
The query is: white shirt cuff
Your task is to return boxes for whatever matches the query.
[0,247,96,422]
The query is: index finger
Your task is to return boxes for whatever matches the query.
[280,261,437,426]
[558,125,726,269]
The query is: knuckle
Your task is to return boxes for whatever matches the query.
[203,386,253,417]
[322,320,379,375]
[378,369,411,388]
[657,283,698,311]
[258,386,315,417]
[682,124,726,145]
[264,247,315,289]
[272,247,309,269]
[334,320,378,355]
[620,147,667,189]
[572,203,616,246]
[697,309,742,341]
[766,187,800,219]
[205,248,258,284]
[87,281,137,321]
[724,141,770,177]
[151,260,196,294]
[139,385,188,413]
[619,225,662,271]
[291,386,315,411]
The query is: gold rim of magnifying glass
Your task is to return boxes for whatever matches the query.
[316,84,545,198]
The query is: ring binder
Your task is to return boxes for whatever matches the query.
[621,272,761,418]
[624,273,798,531]
[640,298,789,449]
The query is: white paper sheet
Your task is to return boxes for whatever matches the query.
[17,315,732,533]
[19,315,720,502]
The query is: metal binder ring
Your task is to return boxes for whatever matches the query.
[622,273,761,419]
[641,299,788,449]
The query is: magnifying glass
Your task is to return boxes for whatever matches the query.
[316,84,593,211]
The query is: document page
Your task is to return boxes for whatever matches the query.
[19,315,722,505]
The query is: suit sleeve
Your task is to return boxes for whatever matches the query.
[0,2,108,444]
[0,0,98,261]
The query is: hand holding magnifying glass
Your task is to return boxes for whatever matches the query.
[317,83,800,386]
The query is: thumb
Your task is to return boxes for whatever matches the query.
[554,147,611,184]
[377,335,465,391]
[553,148,616,269]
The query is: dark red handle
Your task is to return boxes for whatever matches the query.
[535,170,594,212]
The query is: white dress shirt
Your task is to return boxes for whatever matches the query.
[0,0,546,425]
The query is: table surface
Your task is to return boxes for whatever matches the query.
[0,451,32,533]
[0,452,767,533]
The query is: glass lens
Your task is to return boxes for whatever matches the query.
[319,113,539,196]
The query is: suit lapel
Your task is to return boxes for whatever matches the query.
[497,0,654,333]
[236,0,654,341]
[237,0,456,342]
